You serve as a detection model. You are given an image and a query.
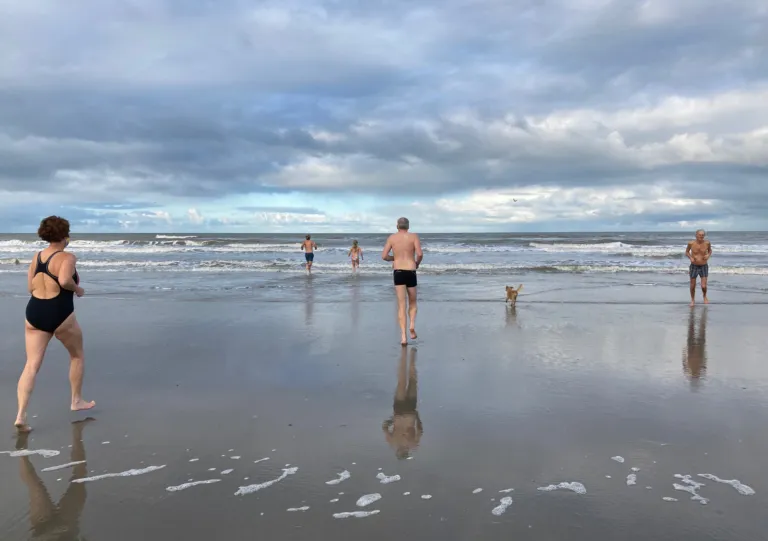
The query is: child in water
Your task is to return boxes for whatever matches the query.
[348,240,363,272]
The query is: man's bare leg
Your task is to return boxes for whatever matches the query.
[16,323,53,432]
[407,286,418,340]
[701,277,709,304]
[395,285,408,346]
[55,316,95,413]
[689,278,696,307]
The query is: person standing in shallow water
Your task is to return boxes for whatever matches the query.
[16,216,95,432]
[685,229,713,306]
[301,234,317,274]
[382,217,423,346]
[348,240,363,272]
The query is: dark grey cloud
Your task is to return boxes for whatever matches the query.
[0,0,766,229]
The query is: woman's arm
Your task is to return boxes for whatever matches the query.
[27,255,37,293]
[57,255,82,294]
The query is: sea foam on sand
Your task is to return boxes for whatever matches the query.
[166,479,221,492]
[537,482,587,495]
[73,465,166,483]
[235,467,298,496]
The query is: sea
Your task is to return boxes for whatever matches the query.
[1,232,767,303]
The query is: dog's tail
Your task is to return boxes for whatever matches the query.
[517,284,523,292]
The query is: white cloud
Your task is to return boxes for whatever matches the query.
[187,208,204,225]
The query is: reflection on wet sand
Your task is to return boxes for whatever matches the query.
[304,277,315,326]
[350,278,360,329]
[17,419,93,541]
[683,308,708,389]
[382,347,423,459]
[505,305,519,327]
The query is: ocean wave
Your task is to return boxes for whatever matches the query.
[3,258,766,276]
[2,238,768,257]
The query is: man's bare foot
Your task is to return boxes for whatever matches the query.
[689,300,695,307]
[703,297,709,304]
[410,328,417,340]
[14,416,32,433]
[71,399,96,412]
[400,333,408,346]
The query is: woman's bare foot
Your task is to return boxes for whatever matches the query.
[71,399,96,412]
[400,332,408,346]
[703,297,709,304]
[689,300,695,307]
[410,328,417,340]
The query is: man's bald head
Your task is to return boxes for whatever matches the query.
[397,217,410,230]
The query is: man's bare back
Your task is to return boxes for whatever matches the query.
[301,239,316,253]
[383,231,422,270]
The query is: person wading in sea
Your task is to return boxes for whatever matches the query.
[301,234,317,274]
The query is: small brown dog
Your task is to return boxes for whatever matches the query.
[505,284,523,306]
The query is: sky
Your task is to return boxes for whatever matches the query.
[1,0,767,233]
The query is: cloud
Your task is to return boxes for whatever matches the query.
[0,0,766,230]
[187,208,204,225]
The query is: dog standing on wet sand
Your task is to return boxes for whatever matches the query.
[505,285,523,306]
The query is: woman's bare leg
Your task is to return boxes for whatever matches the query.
[54,315,95,412]
[16,322,53,431]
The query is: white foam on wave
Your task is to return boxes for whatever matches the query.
[73,465,166,483]
[287,506,310,512]
[221,469,234,475]
[1,449,61,458]
[326,470,351,485]
[698,474,755,496]
[189,458,199,462]
[491,496,513,516]
[376,472,401,484]
[254,457,270,464]
[235,467,298,496]
[41,460,86,472]
[611,456,625,463]
[627,474,637,486]
[473,488,483,494]
[356,493,382,507]
[631,467,640,472]
[330,498,339,503]
[333,510,380,519]
[230,456,241,460]
[166,479,221,492]
[663,497,678,502]
[421,494,432,500]
[499,488,514,493]
[537,482,587,495]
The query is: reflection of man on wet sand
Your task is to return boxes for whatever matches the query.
[683,308,707,388]
[17,419,93,540]
[382,347,423,459]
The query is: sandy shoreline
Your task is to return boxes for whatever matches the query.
[0,296,767,540]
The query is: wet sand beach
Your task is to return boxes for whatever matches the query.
[1,290,767,540]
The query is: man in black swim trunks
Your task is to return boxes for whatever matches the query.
[685,229,712,306]
[382,217,423,345]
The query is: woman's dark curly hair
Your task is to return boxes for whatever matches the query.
[37,216,70,243]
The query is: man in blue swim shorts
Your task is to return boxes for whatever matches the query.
[685,229,712,306]
[301,234,317,274]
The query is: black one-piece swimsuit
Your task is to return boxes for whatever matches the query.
[25,251,80,333]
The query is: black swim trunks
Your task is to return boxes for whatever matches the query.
[305,253,314,262]
[393,269,417,288]
[689,263,708,279]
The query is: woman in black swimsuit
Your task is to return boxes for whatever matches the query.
[15,216,95,432]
